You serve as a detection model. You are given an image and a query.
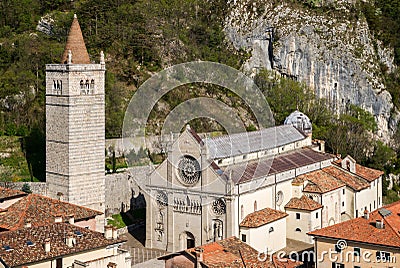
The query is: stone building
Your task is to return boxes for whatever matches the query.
[45,14,106,230]
[145,111,383,254]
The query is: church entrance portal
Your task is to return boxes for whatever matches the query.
[180,231,195,249]
[187,232,195,248]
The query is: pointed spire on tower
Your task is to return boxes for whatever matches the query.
[61,14,90,64]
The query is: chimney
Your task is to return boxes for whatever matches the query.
[25,219,31,228]
[112,226,118,240]
[195,247,204,266]
[68,214,75,225]
[44,238,51,253]
[363,210,369,220]
[66,232,74,247]
[57,192,64,201]
[104,225,113,239]
[54,214,62,223]
[376,219,384,229]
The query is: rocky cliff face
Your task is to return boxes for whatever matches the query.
[224,0,399,140]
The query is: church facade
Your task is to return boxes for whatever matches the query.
[145,112,383,253]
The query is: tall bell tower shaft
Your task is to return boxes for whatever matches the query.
[45,14,106,215]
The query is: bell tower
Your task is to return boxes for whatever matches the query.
[45,14,105,224]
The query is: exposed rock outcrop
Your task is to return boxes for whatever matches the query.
[224,0,398,140]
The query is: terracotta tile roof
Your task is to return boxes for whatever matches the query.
[322,166,370,191]
[0,187,27,201]
[0,223,125,267]
[184,236,301,268]
[333,160,383,182]
[309,200,400,248]
[223,148,334,184]
[295,170,345,194]
[240,208,288,228]
[285,195,323,211]
[0,193,102,231]
[355,163,383,182]
[60,15,90,64]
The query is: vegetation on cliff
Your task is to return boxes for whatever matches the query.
[0,0,399,195]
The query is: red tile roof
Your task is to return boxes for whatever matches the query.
[0,223,124,266]
[240,208,288,228]
[184,236,301,268]
[309,200,400,248]
[60,15,90,64]
[355,163,384,182]
[322,166,370,191]
[333,160,383,182]
[294,170,345,194]
[0,193,102,231]
[285,195,323,211]
[0,187,27,201]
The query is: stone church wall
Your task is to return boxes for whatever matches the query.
[0,182,48,196]
[1,166,150,217]
[104,166,151,216]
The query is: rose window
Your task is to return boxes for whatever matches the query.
[212,198,226,215]
[177,156,201,185]
[156,191,168,207]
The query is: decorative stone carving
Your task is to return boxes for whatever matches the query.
[156,191,168,208]
[276,191,284,206]
[154,210,164,242]
[211,198,226,215]
[173,196,201,214]
[177,155,201,186]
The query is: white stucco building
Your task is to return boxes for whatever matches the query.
[239,207,288,253]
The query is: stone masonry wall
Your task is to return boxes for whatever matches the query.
[0,182,48,196]
[105,166,152,216]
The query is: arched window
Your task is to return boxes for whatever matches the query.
[53,80,56,90]
[85,80,89,89]
[269,227,274,233]
[90,79,95,89]
[213,219,223,241]
[80,80,84,90]
[254,201,257,212]
[295,228,301,232]
[276,191,284,206]
[241,205,244,220]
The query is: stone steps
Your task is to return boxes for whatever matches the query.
[129,247,168,266]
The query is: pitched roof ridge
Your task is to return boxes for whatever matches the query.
[381,216,400,240]
[301,195,319,208]
[329,163,370,183]
[10,194,31,230]
[60,14,90,64]
[30,192,103,215]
